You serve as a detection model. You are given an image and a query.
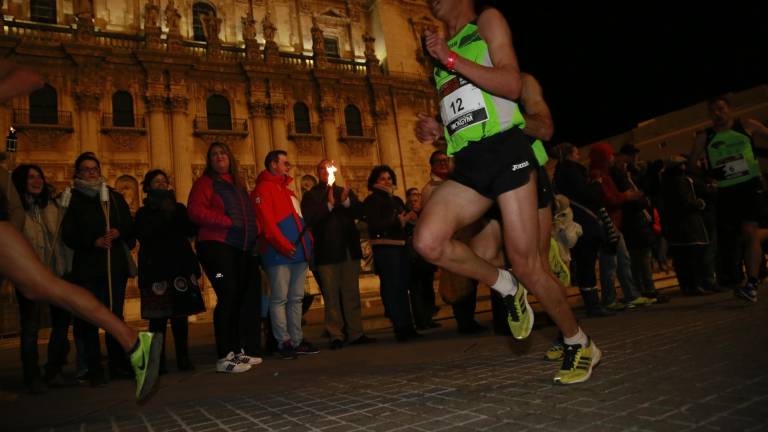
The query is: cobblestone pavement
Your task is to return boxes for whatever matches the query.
[2,290,767,431]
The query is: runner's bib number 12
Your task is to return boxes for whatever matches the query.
[439,76,489,136]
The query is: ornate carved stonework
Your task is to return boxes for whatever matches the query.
[320,105,336,120]
[249,100,269,117]
[19,129,70,151]
[165,0,181,36]
[310,17,328,68]
[170,95,189,112]
[292,137,321,154]
[239,165,257,191]
[104,129,146,151]
[144,2,161,42]
[342,140,373,158]
[269,102,286,116]
[195,133,246,148]
[262,12,279,64]
[144,94,167,112]
[73,90,101,111]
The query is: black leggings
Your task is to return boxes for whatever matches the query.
[149,317,189,366]
[197,242,261,359]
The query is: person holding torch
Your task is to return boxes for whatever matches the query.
[61,152,136,386]
[301,160,376,350]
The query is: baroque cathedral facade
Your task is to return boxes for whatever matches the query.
[1,0,442,211]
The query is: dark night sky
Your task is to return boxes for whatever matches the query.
[483,4,768,145]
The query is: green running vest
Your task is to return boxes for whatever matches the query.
[706,122,759,188]
[433,22,525,156]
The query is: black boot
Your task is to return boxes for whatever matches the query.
[581,287,615,318]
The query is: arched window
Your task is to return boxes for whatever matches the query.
[112,91,135,127]
[293,102,311,134]
[344,105,363,137]
[206,94,232,130]
[192,2,216,42]
[31,0,57,24]
[29,84,58,125]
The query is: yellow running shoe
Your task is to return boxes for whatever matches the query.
[545,340,564,361]
[503,284,534,340]
[553,338,601,385]
[130,331,163,401]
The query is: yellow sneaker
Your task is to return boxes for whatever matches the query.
[628,296,656,307]
[545,340,564,361]
[130,332,163,401]
[503,284,534,340]
[553,338,601,385]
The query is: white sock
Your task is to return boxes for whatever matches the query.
[564,327,588,347]
[491,269,518,297]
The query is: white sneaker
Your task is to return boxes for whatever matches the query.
[234,349,263,366]
[216,352,251,373]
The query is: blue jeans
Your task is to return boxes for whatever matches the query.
[266,262,308,346]
[599,233,641,304]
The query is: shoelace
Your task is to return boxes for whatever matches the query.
[504,294,522,321]
[560,345,580,371]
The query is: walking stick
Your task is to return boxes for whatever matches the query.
[6,127,17,303]
[100,183,113,310]
[44,185,71,268]
[5,127,17,214]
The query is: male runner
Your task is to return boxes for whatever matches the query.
[689,95,768,302]
[413,0,599,384]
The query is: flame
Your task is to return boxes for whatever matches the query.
[326,164,338,186]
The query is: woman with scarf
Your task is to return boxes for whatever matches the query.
[61,152,135,386]
[11,164,73,393]
[135,169,203,374]
[362,165,421,342]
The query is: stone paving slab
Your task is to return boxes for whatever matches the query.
[1,290,767,431]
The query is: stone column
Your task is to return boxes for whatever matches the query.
[73,90,101,155]
[170,95,193,200]
[320,105,340,163]
[249,100,271,172]
[145,95,171,173]
[270,102,294,157]
[372,91,405,195]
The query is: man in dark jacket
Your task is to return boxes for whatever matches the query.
[301,160,375,349]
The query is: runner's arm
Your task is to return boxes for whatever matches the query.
[520,73,553,141]
[425,8,521,100]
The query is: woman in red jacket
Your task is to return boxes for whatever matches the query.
[188,143,262,373]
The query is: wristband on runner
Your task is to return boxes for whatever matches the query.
[444,51,457,71]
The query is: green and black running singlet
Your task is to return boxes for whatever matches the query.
[705,120,759,188]
[433,21,525,156]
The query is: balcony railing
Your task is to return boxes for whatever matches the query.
[12,109,73,128]
[101,113,146,129]
[338,125,376,140]
[193,116,248,133]
[288,121,322,136]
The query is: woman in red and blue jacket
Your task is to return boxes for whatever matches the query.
[188,143,262,373]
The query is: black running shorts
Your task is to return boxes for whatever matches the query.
[449,127,536,199]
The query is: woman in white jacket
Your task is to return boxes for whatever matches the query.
[11,164,73,393]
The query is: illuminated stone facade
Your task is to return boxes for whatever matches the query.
[0,0,445,325]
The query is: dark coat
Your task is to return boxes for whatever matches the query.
[362,188,407,244]
[300,183,363,266]
[661,169,709,246]
[135,197,200,287]
[612,166,654,249]
[61,188,135,284]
